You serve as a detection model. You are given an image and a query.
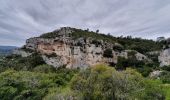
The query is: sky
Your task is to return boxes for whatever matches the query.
[0,0,170,46]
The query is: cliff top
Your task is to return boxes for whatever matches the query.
[36,27,164,54]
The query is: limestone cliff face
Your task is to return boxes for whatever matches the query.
[159,48,170,66]
[17,27,149,68]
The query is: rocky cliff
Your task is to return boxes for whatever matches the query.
[159,48,170,66]
[14,27,150,68]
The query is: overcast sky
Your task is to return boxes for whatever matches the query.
[0,0,170,46]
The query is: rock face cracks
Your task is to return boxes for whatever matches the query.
[14,27,149,68]
[159,48,170,67]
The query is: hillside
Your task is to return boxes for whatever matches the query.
[13,28,163,68]
[0,27,170,99]
[40,27,164,54]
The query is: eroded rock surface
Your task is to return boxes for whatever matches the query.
[15,27,149,68]
[159,48,170,66]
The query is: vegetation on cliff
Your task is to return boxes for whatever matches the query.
[38,28,163,54]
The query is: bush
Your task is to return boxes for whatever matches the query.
[161,65,170,71]
[116,57,145,70]
[103,49,113,58]
[160,71,170,84]
[0,86,18,99]
[0,69,78,100]
[44,87,83,100]
[0,53,45,71]
[138,80,165,100]
[92,40,102,47]
[70,65,165,100]
[33,64,56,73]
[113,45,124,52]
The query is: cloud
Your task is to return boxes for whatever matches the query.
[0,0,170,46]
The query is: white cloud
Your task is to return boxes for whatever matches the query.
[0,0,170,46]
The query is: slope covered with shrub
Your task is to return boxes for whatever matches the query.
[0,62,167,100]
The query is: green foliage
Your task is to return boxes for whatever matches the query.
[113,45,124,52]
[161,65,170,71]
[117,37,163,54]
[0,69,77,100]
[160,71,170,84]
[138,80,165,100]
[0,53,45,72]
[71,28,115,44]
[33,64,56,73]
[44,87,83,100]
[116,57,145,69]
[72,29,163,53]
[40,31,60,38]
[44,53,58,58]
[116,56,156,77]
[0,86,18,100]
[137,66,153,77]
[146,53,160,64]
[128,50,137,57]
[91,40,102,47]
[70,65,165,100]
[103,49,113,58]
[162,84,170,100]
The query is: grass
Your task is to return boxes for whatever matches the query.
[162,84,170,100]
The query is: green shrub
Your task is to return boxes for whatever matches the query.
[160,71,170,84]
[40,31,60,38]
[44,87,83,100]
[138,80,165,100]
[116,57,145,70]
[92,40,102,47]
[70,65,165,100]
[113,45,124,52]
[161,65,170,71]
[0,86,18,99]
[33,64,56,73]
[0,53,45,71]
[103,49,113,58]
[0,69,78,100]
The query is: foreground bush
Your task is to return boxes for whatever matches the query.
[0,64,166,100]
[71,65,165,100]
[0,69,77,100]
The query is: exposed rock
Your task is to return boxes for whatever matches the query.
[18,27,150,68]
[147,51,160,55]
[135,52,148,61]
[149,70,163,78]
[42,55,67,68]
[125,50,149,61]
[13,49,32,57]
[159,48,170,67]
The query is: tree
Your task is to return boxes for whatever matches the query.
[103,49,113,58]
[96,29,99,33]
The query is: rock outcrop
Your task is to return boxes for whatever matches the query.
[15,27,149,68]
[159,48,170,66]
[149,70,163,78]
[13,49,32,57]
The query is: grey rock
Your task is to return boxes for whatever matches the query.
[13,49,32,57]
[149,70,163,78]
[20,27,150,68]
[159,48,170,66]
